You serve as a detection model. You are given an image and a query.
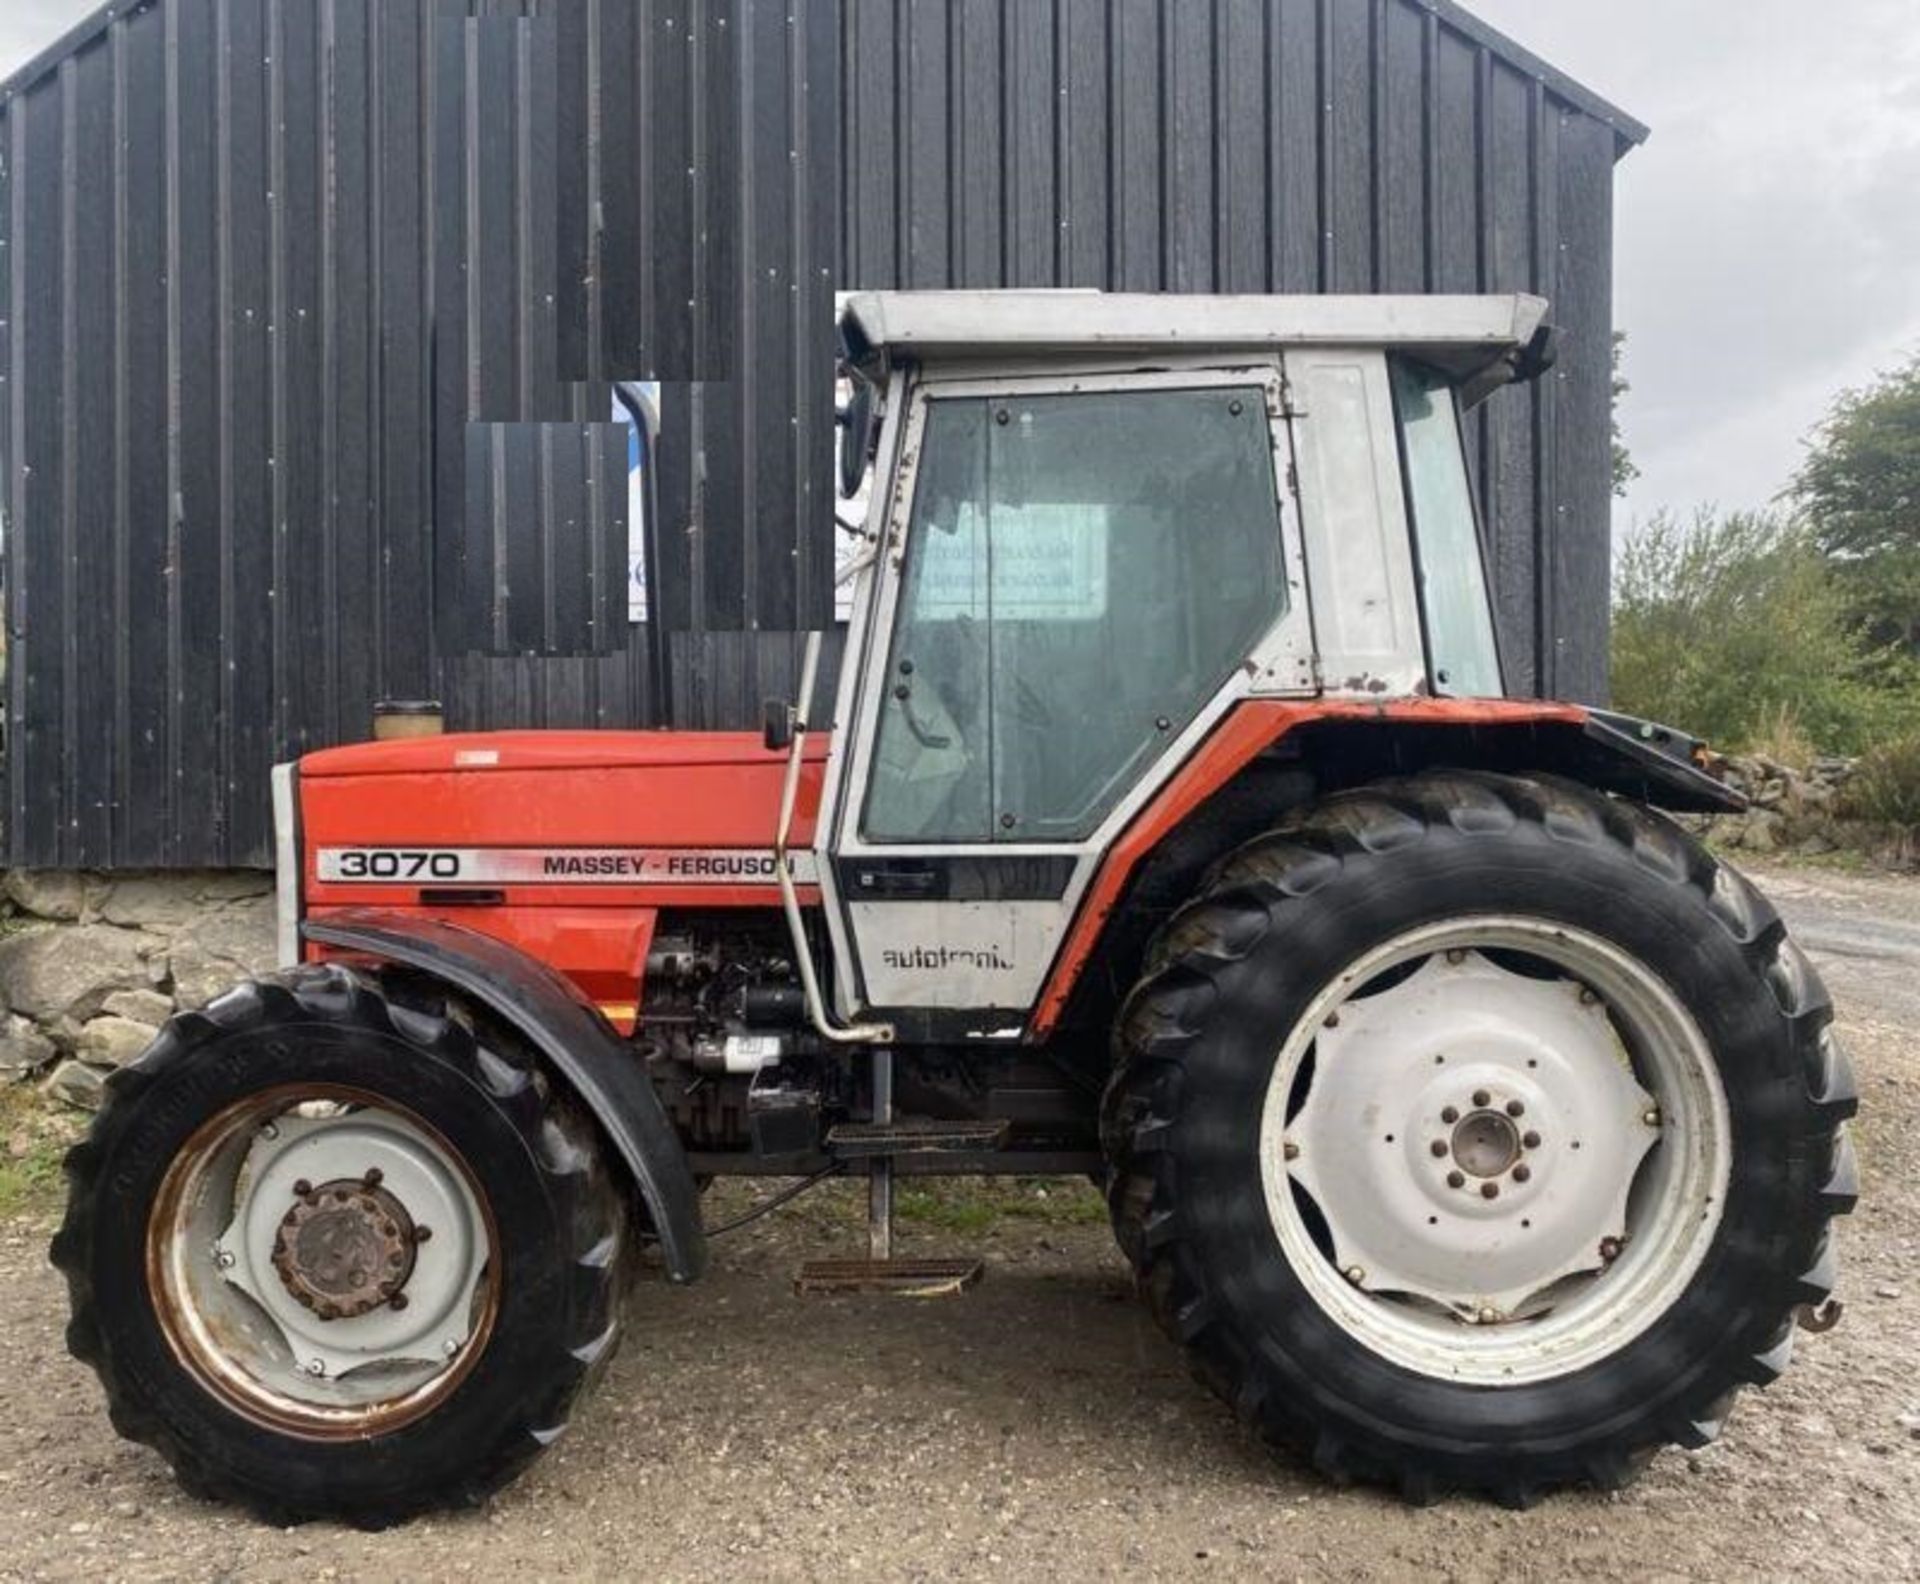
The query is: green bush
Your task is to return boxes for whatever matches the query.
[1611,509,1920,755]
[1841,736,1920,830]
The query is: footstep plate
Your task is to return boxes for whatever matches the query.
[793,1257,984,1297]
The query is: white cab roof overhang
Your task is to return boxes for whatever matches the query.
[840,291,1553,406]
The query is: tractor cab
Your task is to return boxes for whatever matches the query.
[805,292,1557,1033]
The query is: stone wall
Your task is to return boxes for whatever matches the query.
[1685,752,1920,871]
[1690,754,1862,859]
[0,871,277,1108]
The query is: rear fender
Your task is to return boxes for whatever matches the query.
[302,910,706,1282]
[1031,699,1744,1037]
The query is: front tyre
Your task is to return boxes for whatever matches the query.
[1102,772,1858,1505]
[51,965,628,1527]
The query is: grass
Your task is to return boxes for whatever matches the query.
[1705,838,1875,876]
[0,1087,79,1219]
[896,1176,1109,1234]
[1743,700,1818,772]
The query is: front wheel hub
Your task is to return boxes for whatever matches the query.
[151,1090,496,1421]
[271,1177,419,1321]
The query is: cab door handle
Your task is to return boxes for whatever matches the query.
[852,865,942,898]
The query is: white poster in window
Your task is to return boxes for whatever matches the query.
[915,504,1109,622]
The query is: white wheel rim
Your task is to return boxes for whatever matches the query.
[148,1085,498,1437]
[1257,917,1731,1385]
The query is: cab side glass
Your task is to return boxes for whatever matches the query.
[1392,361,1504,699]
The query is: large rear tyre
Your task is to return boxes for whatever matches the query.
[51,964,629,1527]
[1102,772,1857,1505]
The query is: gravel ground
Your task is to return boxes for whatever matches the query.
[0,859,1915,1582]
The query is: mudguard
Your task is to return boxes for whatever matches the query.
[302,910,707,1282]
[1032,698,1746,1036]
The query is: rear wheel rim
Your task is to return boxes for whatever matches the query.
[146,1083,501,1438]
[1257,916,1731,1386]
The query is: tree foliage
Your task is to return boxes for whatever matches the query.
[1790,354,1920,651]
[1611,330,1639,499]
[1611,509,1916,754]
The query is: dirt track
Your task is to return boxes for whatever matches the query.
[0,859,1915,1582]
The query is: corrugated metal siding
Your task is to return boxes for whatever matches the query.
[462,424,629,655]
[553,0,738,382]
[434,13,616,654]
[0,0,629,867]
[0,0,1635,870]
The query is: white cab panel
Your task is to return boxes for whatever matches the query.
[847,900,1069,1011]
[1286,350,1426,697]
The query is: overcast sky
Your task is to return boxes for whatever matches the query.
[1470,0,1920,532]
[5,0,1916,534]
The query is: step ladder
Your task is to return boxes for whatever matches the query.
[793,1050,1005,1297]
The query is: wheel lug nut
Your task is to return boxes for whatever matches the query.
[390,1292,409,1311]
[1523,1131,1541,1149]
[1480,1182,1500,1200]
[1506,1099,1524,1118]
[1512,1164,1532,1183]
[1441,1106,1459,1124]
[414,1224,434,1243]
[292,1179,313,1198]
[1447,1170,1466,1189]
[1429,1140,1449,1158]
[363,1167,384,1188]
[1472,1090,1491,1108]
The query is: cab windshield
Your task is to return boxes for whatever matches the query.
[864,385,1286,844]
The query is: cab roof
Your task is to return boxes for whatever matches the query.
[839,291,1556,402]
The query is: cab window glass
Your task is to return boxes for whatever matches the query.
[1392,360,1503,698]
[864,387,1286,843]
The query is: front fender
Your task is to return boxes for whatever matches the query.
[303,911,706,1283]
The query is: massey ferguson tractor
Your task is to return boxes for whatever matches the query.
[53,293,1855,1523]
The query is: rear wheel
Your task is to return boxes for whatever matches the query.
[1102,772,1857,1504]
[52,965,628,1527]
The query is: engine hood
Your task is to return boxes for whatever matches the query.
[302,729,825,778]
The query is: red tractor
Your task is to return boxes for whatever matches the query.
[54,294,1854,1522]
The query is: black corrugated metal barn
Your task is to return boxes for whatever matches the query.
[0,0,1645,870]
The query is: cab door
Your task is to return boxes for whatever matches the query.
[816,364,1308,1035]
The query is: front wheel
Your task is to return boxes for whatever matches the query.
[1102,772,1857,1505]
[52,965,629,1527]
